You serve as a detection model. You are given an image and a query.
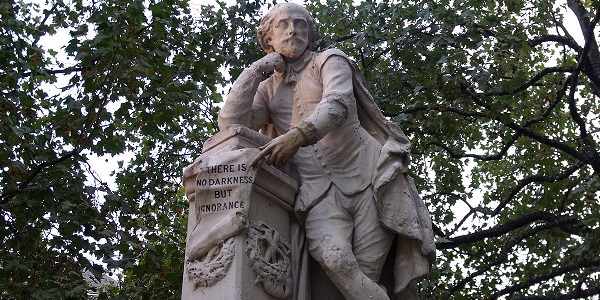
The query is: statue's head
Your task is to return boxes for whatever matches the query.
[257,3,320,57]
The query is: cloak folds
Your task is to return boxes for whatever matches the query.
[322,49,436,296]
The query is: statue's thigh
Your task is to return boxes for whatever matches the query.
[350,187,394,280]
[303,187,355,268]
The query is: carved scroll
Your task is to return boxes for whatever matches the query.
[187,211,247,260]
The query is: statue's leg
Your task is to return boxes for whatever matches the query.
[304,186,390,300]
[350,186,394,282]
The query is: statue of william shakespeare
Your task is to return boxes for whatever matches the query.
[218,3,435,299]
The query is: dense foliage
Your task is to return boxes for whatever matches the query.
[1,0,598,299]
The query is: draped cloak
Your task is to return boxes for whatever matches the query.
[322,49,436,297]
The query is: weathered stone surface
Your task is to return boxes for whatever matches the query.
[182,126,297,300]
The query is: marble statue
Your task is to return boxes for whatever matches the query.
[218,3,435,299]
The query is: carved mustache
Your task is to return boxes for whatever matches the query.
[281,36,306,43]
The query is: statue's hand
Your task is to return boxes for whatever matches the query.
[249,128,306,168]
[253,52,285,73]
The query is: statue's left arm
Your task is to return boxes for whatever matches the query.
[250,54,355,167]
[294,54,354,145]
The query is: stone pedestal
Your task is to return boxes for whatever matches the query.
[182,125,298,300]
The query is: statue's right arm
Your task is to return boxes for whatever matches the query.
[218,52,284,131]
[217,67,267,131]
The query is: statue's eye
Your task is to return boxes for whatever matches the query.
[276,20,288,30]
[293,19,307,30]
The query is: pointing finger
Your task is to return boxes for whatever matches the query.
[249,145,273,168]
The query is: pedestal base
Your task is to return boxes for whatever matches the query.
[182,125,298,300]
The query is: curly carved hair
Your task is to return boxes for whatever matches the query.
[257,3,321,53]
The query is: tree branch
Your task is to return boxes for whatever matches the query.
[528,35,582,52]
[400,103,489,118]
[567,0,600,95]
[407,96,587,164]
[334,33,358,43]
[501,117,587,162]
[512,280,600,299]
[564,5,600,173]
[436,211,579,250]
[19,66,87,78]
[522,74,568,127]
[427,132,521,161]
[32,2,59,46]
[365,47,391,69]
[492,162,585,214]
[0,147,85,204]
[445,218,581,298]
[482,66,574,96]
[493,258,600,298]
[566,10,599,139]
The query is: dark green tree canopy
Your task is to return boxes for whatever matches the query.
[1,0,598,299]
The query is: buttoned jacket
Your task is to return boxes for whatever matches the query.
[256,50,382,211]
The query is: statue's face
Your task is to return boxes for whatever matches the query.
[268,5,309,62]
